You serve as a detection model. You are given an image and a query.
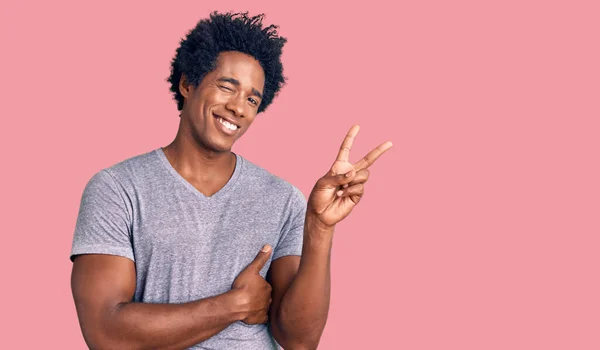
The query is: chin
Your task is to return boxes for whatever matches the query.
[206,138,235,153]
[190,131,231,154]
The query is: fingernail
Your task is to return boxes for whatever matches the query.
[336,190,344,197]
[345,171,354,178]
[262,245,271,252]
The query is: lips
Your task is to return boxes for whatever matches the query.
[213,113,240,136]
[214,114,240,129]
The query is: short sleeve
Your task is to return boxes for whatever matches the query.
[272,186,307,261]
[70,170,134,262]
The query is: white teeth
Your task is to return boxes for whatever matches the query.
[218,117,238,131]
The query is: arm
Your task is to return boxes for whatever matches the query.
[269,125,392,349]
[268,216,333,350]
[72,246,273,350]
[72,254,241,350]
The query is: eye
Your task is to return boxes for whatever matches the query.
[248,97,258,106]
[219,85,233,92]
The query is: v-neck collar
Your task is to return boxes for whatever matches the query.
[154,148,243,201]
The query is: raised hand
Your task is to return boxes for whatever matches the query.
[232,245,273,325]
[308,125,392,227]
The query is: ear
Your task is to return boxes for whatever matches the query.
[179,74,191,99]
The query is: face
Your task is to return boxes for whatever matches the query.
[179,51,266,153]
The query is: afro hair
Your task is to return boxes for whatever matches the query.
[167,11,287,113]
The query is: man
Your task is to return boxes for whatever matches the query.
[70,11,392,349]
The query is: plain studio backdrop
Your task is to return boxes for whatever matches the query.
[0,0,598,349]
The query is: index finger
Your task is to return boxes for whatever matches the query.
[336,125,360,162]
[353,141,393,170]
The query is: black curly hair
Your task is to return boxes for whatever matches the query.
[167,11,287,114]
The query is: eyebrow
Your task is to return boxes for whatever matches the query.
[217,77,263,99]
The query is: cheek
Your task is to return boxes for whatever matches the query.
[198,89,226,110]
[210,89,232,104]
[243,113,258,127]
[237,117,256,136]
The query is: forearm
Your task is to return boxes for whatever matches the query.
[272,215,334,349]
[89,290,246,350]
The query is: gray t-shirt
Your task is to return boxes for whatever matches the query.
[70,148,306,349]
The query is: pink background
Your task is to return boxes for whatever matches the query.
[1,0,599,349]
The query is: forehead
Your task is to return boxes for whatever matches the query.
[210,51,265,93]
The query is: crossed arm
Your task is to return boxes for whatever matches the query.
[71,254,248,349]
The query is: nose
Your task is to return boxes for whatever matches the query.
[225,93,245,118]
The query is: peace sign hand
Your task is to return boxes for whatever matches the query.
[307,125,393,228]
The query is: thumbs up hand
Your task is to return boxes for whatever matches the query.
[232,245,273,325]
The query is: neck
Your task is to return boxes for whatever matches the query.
[162,123,235,180]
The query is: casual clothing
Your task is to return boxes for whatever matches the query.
[70,148,306,349]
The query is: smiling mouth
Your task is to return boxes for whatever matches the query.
[214,115,239,131]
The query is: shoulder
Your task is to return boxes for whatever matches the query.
[105,149,161,180]
[82,149,161,194]
[238,155,306,203]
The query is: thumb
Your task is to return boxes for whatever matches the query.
[246,244,272,273]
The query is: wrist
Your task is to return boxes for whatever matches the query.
[304,214,335,247]
[305,213,335,233]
